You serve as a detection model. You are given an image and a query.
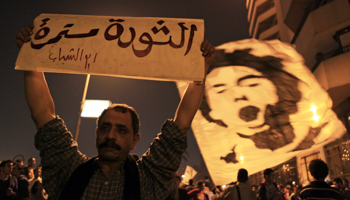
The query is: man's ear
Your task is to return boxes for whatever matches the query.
[131,133,141,150]
[95,127,98,136]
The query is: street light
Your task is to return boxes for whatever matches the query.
[81,100,112,118]
[73,74,111,141]
[74,99,111,141]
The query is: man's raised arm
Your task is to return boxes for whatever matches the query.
[16,25,56,129]
[174,40,215,133]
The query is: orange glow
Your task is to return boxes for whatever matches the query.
[311,105,320,122]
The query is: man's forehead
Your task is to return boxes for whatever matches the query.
[100,109,132,126]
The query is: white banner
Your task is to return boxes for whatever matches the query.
[182,165,197,185]
[15,13,205,82]
[177,39,346,185]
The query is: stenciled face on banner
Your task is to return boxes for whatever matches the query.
[198,40,344,166]
[201,48,303,152]
[177,39,345,185]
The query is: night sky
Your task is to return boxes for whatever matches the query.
[0,0,250,175]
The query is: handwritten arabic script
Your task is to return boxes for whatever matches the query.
[15,14,205,82]
[48,46,97,69]
[32,18,197,57]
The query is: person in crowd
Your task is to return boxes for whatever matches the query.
[15,159,24,168]
[333,177,350,199]
[30,180,47,200]
[29,167,42,190]
[176,175,189,200]
[205,176,212,188]
[11,163,30,200]
[284,185,292,200]
[16,24,215,200]
[289,185,301,200]
[188,181,207,200]
[277,184,284,194]
[24,167,34,184]
[210,186,223,200]
[0,160,18,199]
[251,185,259,199]
[258,168,283,200]
[185,179,196,192]
[299,159,344,199]
[218,168,256,200]
[24,158,36,178]
[204,185,214,200]
[343,178,350,190]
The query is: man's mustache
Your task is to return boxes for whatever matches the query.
[98,140,122,150]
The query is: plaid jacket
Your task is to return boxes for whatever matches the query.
[35,116,187,200]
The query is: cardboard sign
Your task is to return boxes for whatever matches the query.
[177,39,346,185]
[15,13,205,82]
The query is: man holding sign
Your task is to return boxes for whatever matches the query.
[16,24,215,200]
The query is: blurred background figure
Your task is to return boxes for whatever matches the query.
[11,163,30,200]
[30,180,48,200]
[333,177,350,200]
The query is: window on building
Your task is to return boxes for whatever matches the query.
[300,152,320,182]
[326,141,350,179]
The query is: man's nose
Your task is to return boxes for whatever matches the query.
[107,127,116,140]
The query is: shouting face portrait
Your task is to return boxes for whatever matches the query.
[179,39,345,185]
[200,48,302,151]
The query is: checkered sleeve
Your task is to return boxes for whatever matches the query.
[140,119,187,199]
[35,116,87,199]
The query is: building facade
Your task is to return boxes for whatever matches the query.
[246,0,350,186]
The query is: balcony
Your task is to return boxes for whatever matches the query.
[252,7,277,39]
[313,46,350,107]
[293,0,350,68]
[249,0,275,36]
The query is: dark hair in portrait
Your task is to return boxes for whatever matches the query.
[199,49,302,151]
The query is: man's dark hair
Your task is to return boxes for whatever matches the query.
[97,103,140,135]
[189,179,194,185]
[263,168,274,177]
[15,159,23,164]
[0,159,13,168]
[237,168,248,183]
[334,177,343,184]
[309,159,328,180]
[197,180,204,187]
[199,49,301,151]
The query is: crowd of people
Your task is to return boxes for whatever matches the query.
[2,157,350,200]
[0,158,48,200]
[176,159,350,200]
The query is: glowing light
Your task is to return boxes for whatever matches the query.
[81,100,112,118]
[222,185,226,189]
[311,104,320,122]
[292,181,295,185]
[240,156,244,161]
[182,175,185,178]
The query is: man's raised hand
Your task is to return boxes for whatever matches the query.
[15,24,34,49]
